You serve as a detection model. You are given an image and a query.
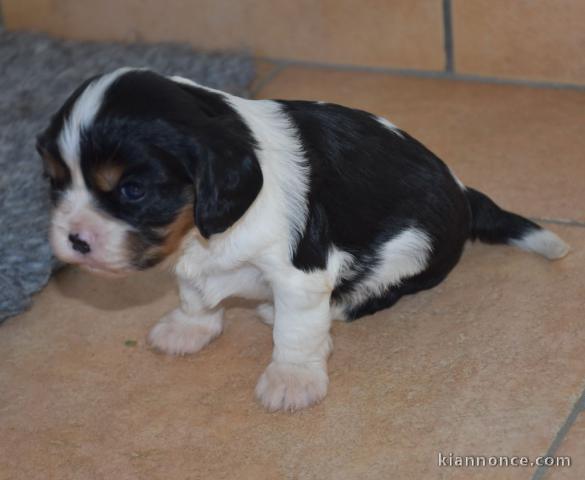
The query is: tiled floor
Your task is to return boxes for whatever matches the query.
[1,64,584,480]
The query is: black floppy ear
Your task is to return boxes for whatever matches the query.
[35,133,47,156]
[35,132,54,159]
[192,131,263,238]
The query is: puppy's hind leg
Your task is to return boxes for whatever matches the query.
[344,288,404,321]
[256,303,275,326]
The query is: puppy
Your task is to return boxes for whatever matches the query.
[37,68,569,411]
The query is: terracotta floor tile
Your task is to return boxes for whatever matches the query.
[2,70,585,479]
[546,411,585,479]
[257,67,585,223]
[1,226,584,479]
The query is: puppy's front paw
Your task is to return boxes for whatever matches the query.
[147,308,223,356]
[255,361,328,411]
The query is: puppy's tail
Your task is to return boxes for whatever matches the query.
[465,187,569,260]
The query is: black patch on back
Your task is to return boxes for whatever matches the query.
[279,100,471,314]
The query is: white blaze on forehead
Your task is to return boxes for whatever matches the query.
[51,67,138,271]
[57,67,134,186]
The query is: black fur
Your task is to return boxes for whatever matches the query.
[38,71,262,267]
[279,101,472,319]
[465,187,540,244]
[91,71,262,240]
[38,71,547,316]
[36,76,98,203]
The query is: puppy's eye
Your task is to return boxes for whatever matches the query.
[120,181,146,201]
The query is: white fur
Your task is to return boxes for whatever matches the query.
[225,97,310,254]
[52,70,570,412]
[51,68,136,273]
[50,186,133,273]
[158,80,434,409]
[58,67,133,186]
[327,247,356,321]
[148,276,224,355]
[260,266,332,410]
[148,307,223,356]
[510,229,569,260]
[49,70,575,412]
[449,168,466,190]
[255,361,329,411]
[377,116,404,139]
[341,227,433,310]
[256,303,275,325]
[163,78,334,409]
[326,247,355,287]
[170,75,310,255]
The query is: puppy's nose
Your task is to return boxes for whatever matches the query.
[68,233,91,255]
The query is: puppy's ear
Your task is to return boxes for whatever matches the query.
[192,129,263,238]
[36,132,69,182]
[35,132,53,160]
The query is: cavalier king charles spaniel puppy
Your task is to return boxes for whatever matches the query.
[37,68,568,411]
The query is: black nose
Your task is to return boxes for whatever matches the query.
[68,233,91,254]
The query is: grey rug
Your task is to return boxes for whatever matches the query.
[0,31,255,322]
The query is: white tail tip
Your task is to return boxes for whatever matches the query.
[510,229,570,260]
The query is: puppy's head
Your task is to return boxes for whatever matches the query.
[37,69,262,275]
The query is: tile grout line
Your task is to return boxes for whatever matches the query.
[451,72,585,91]
[255,56,585,92]
[254,39,583,480]
[442,0,454,73]
[249,65,585,231]
[249,61,291,99]
[532,386,585,480]
[250,62,585,232]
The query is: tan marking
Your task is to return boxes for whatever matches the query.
[94,164,125,191]
[40,150,68,182]
[125,204,195,270]
[160,206,195,256]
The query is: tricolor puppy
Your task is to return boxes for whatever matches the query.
[37,68,569,411]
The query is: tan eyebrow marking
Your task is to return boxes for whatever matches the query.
[94,163,125,191]
[39,148,69,181]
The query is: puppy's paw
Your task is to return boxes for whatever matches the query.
[147,308,223,356]
[256,303,274,326]
[255,361,328,411]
